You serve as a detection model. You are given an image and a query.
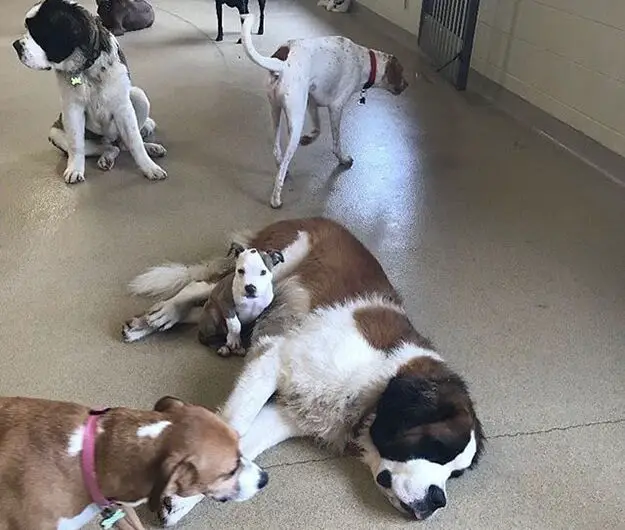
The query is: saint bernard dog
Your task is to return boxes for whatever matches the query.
[12,0,167,184]
[123,217,485,525]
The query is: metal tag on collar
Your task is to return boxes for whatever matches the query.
[70,75,83,86]
[359,88,367,105]
[100,506,126,529]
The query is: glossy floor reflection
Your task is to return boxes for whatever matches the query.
[0,0,624,528]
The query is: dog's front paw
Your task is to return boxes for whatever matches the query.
[226,333,242,351]
[217,345,232,357]
[144,142,167,158]
[64,167,85,184]
[216,34,224,42]
[142,162,167,181]
[270,193,283,209]
[160,494,204,527]
[338,155,354,168]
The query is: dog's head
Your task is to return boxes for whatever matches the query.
[148,396,268,513]
[366,361,484,520]
[12,0,111,72]
[228,243,283,302]
[381,55,409,95]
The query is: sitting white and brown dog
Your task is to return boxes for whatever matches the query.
[0,395,268,529]
[240,14,408,208]
[12,0,167,184]
[200,244,284,356]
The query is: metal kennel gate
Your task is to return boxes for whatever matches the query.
[417,0,481,90]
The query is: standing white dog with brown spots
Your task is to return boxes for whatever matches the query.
[240,14,409,208]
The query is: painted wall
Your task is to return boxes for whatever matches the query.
[472,0,625,157]
[358,0,422,36]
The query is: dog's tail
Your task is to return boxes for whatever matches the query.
[241,14,285,73]
[128,231,255,298]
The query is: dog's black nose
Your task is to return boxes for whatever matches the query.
[12,40,22,54]
[427,485,446,511]
[257,470,269,489]
[245,284,256,296]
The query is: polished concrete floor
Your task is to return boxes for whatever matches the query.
[1,0,625,528]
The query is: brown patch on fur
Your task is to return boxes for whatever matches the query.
[251,218,400,309]
[384,55,407,93]
[0,396,241,529]
[354,306,433,353]
[272,46,290,61]
[393,356,485,462]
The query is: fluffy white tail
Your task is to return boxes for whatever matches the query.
[240,14,285,72]
[128,231,255,299]
[128,263,212,298]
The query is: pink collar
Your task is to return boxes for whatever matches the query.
[81,408,114,508]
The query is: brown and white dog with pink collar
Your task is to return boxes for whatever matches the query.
[240,14,409,208]
[0,395,267,529]
[123,217,485,525]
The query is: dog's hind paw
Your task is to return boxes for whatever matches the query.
[140,118,156,139]
[122,316,153,343]
[144,142,167,158]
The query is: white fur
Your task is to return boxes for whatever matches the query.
[318,0,352,12]
[221,298,440,445]
[218,297,475,520]
[240,14,404,208]
[14,2,167,183]
[232,249,275,318]
[136,420,171,438]
[123,229,311,343]
[57,503,100,530]
[160,458,265,527]
[360,426,477,517]
[67,426,84,456]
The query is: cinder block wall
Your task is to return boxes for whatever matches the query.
[467,0,625,157]
[358,0,625,158]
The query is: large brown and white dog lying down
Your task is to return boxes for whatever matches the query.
[0,395,267,529]
[123,217,485,524]
[240,15,409,208]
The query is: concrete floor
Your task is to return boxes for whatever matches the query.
[1,0,625,528]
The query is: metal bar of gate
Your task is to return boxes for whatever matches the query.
[417,0,481,90]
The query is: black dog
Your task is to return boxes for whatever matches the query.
[216,0,265,42]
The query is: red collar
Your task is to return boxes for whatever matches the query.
[363,50,377,90]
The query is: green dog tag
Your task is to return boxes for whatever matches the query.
[70,75,82,86]
[100,508,126,529]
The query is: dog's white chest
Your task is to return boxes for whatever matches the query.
[236,294,273,324]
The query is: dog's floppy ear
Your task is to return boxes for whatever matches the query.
[227,242,245,258]
[148,454,199,512]
[267,249,284,266]
[153,396,186,413]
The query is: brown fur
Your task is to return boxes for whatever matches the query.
[271,46,290,61]
[383,55,406,93]
[0,396,240,530]
[249,217,400,309]
[353,306,434,353]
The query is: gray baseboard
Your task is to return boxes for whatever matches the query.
[468,70,625,187]
[352,1,625,187]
